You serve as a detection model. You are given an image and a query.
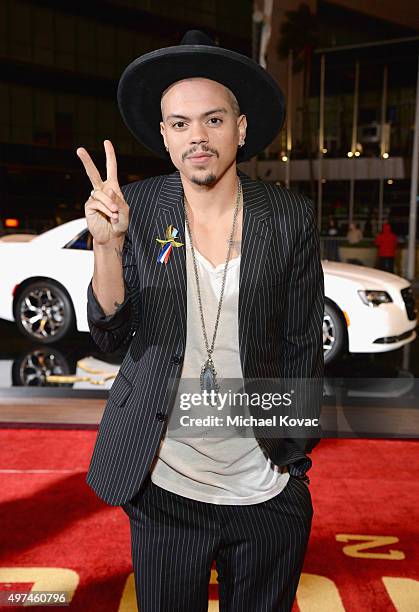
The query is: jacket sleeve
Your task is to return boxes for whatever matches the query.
[280,197,324,379]
[86,185,141,353]
[279,197,325,475]
[249,196,324,481]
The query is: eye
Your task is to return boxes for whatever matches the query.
[208,117,222,125]
[172,121,186,128]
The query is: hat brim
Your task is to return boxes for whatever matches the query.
[117,45,286,163]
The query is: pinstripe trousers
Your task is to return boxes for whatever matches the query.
[121,473,313,611]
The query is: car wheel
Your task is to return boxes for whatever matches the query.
[15,280,75,344]
[12,347,74,387]
[323,301,347,366]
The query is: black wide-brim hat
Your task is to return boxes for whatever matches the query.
[117,30,286,163]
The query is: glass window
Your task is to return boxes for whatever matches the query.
[64,229,93,250]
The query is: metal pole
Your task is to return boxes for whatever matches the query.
[378,65,388,231]
[349,61,359,225]
[407,54,419,280]
[285,49,293,189]
[349,162,355,225]
[317,53,325,231]
[251,6,264,179]
[380,65,388,158]
[378,176,384,232]
[351,61,359,153]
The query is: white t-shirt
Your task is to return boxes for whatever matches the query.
[150,222,290,504]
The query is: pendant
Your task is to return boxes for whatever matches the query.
[200,357,220,397]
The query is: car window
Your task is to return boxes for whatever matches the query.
[64,229,93,250]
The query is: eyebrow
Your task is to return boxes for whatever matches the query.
[166,107,229,121]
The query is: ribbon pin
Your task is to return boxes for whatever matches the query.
[156,224,184,264]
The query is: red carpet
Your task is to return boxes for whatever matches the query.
[0,429,418,611]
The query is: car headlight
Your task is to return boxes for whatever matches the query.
[358,290,393,307]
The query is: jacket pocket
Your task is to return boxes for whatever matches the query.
[108,372,133,407]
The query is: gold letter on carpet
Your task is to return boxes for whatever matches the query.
[336,534,405,559]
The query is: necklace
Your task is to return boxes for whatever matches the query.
[183,177,242,400]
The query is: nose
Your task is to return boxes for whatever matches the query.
[189,121,209,147]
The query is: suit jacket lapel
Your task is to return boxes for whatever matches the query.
[154,169,272,373]
[154,171,187,344]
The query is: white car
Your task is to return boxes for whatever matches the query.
[322,261,417,363]
[0,219,417,365]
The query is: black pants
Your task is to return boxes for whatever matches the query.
[378,256,395,273]
[121,474,313,612]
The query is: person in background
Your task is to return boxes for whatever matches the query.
[346,222,363,245]
[374,220,398,273]
[324,216,340,261]
[364,217,372,237]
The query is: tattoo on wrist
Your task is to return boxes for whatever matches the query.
[115,244,123,259]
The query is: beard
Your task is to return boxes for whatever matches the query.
[190,171,217,187]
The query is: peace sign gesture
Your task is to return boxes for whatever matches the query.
[77,140,129,245]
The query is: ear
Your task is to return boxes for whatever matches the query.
[238,113,247,143]
[160,122,167,149]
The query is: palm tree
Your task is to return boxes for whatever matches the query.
[277,3,320,198]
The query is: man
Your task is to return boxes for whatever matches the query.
[77,30,324,612]
[374,220,398,273]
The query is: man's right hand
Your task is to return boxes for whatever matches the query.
[77,140,129,246]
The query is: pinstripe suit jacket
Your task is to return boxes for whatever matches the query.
[85,168,324,506]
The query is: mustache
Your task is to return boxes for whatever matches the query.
[182,146,219,161]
